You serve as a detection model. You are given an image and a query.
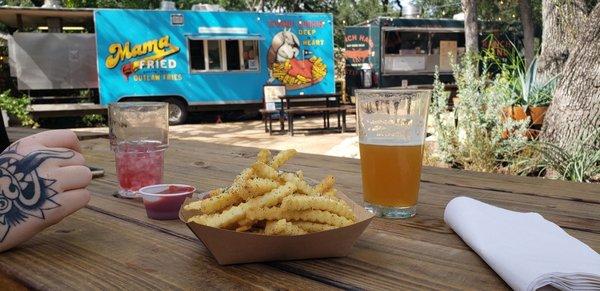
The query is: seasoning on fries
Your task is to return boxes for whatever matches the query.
[184,149,358,235]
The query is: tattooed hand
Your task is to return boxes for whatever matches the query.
[0,130,92,252]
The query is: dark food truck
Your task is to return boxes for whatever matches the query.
[344,17,516,94]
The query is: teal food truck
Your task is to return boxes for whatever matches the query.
[95,9,335,123]
[1,7,334,124]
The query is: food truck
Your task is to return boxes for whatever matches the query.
[2,7,335,124]
[95,9,334,123]
[344,17,515,94]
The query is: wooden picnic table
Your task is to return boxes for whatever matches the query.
[278,93,345,136]
[1,138,599,289]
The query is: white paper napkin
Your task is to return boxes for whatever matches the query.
[444,196,600,291]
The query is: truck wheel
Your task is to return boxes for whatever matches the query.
[166,98,187,125]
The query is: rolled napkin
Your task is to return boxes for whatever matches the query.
[444,196,600,291]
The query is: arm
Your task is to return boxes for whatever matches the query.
[0,130,92,252]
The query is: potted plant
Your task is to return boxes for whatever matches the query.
[501,87,527,123]
[526,81,555,125]
[502,104,527,121]
[517,58,557,125]
[500,58,557,139]
[502,76,526,122]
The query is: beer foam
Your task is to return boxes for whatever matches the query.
[358,114,426,146]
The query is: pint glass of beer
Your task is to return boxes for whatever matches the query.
[356,89,431,218]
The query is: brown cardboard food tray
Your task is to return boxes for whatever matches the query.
[179,191,374,265]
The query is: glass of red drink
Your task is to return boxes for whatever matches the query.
[109,102,169,198]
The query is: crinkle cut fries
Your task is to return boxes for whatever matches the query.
[184,149,357,235]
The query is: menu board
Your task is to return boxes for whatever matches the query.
[263,85,286,110]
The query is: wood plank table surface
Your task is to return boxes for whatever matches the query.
[1,138,599,290]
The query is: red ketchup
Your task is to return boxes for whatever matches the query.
[157,185,195,194]
[141,185,195,220]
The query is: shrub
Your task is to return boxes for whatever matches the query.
[81,114,106,127]
[430,42,596,183]
[430,53,530,173]
[0,90,38,128]
[533,131,600,182]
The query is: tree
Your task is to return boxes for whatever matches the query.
[540,2,600,150]
[257,0,264,11]
[415,0,525,23]
[414,0,462,17]
[519,0,535,67]
[0,0,35,6]
[461,0,478,53]
[536,0,588,82]
[333,0,384,46]
[416,0,544,59]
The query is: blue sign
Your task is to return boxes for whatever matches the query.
[94,10,335,106]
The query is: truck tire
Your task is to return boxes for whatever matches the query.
[166,98,187,125]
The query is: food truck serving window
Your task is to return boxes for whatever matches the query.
[382,28,465,74]
[188,37,260,73]
[207,40,222,70]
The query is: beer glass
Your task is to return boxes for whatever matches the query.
[109,102,169,198]
[356,89,431,218]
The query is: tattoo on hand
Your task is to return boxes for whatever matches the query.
[0,143,75,242]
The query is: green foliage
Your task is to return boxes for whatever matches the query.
[515,58,557,106]
[81,114,106,127]
[333,0,386,46]
[0,0,389,48]
[430,43,597,182]
[430,53,529,173]
[172,0,250,10]
[480,36,556,107]
[57,0,361,47]
[413,0,461,18]
[532,131,600,182]
[63,0,255,9]
[0,90,38,128]
[416,0,524,23]
[0,0,36,6]
[62,0,162,8]
[64,0,336,11]
[334,47,345,80]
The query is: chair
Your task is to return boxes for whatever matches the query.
[259,85,286,134]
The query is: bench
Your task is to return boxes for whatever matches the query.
[278,93,345,136]
[258,107,280,133]
[28,103,107,118]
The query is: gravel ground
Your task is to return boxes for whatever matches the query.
[73,116,359,156]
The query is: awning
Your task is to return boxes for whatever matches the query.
[0,6,94,29]
[382,26,465,33]
[383,26,502,34]
[187,34,264,40]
